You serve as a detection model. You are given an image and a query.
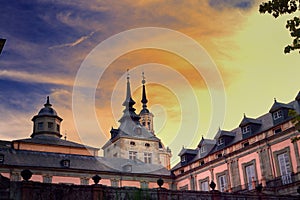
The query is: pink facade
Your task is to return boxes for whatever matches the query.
[172,93,300,196]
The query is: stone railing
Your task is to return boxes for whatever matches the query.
[6,181,300,200]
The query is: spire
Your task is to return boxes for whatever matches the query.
[122,69,136,107]
[140,72,149,114]
[119,69,140,123]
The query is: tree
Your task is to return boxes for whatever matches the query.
[259,0,300,54]
[289,109,300,143]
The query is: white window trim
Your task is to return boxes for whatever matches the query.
[273,110,283,120]
[242,125,250,134]
[217,138,224,146]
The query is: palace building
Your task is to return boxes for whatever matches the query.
[0,73,300,196]
[0,73,172,188]
[172,92,300,196]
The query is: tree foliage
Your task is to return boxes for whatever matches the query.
[259,0,300,54]
[289,109,300,143]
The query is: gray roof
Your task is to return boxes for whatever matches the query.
[13,136,99,150]
[269,99,293,113]
[214,129,235,139]
[178,148,197,156]
[239,115,262,127]
[0,148,170,176]
[296,92,300,101]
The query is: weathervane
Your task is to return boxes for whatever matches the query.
[142,71,146,84]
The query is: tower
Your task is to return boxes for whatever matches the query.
[31,96,63,138]
[139,72,154,134]
[102,71,171,169]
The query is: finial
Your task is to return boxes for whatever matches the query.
[64,130,67,140]
[274,98,277,102]
[142,71,146,85]
[126,69,130,81]
[44,96,52,107]
[243,113,246,118]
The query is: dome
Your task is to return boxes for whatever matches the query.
[38,106,57,116]
[37,96,58,116]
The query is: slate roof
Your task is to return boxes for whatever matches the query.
[239,115,262,127]
[0,148,170,176]
[296,92,300,101]
[13,136,99,150]
[214,129,235,139]
[269,99,293,113]
[178,148,197,156]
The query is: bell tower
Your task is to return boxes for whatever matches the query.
[139,72,154,134]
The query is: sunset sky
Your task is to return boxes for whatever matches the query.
[0,0,299,165]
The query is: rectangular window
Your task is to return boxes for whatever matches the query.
[56,124,60,132]
[200,160,205,166]
[273,110,283,120]
[200,146,206,153]
[144,152,152,164]
[200,181,209,191]
[140,181,149,189]
[179,184,188,190]
[242,125,251,134]
[218,175,227,192]
[111,179,119,187]
[243,142,249,147]
[38,122,43,130]
[245,164,256,190]
[274,127,282,134]
[277,152,292,184]
[129,151,137,160]
[48,122,53,129]
[217,138,224,146]
[181,155,186,162]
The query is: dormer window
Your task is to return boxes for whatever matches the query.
[181,155,186,162]
[273,110,282,120]
[242,125,251,134]
[217,138,224,146]
[0,154,4,163]
[60,159,70,168]
[135,127,142,135]
[200,146,206,153]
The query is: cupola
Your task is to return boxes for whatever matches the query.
[31,96,63,138]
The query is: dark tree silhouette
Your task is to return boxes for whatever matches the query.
[259,0,300,54]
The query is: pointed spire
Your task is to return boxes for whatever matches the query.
[119,69,140,124]
[122,69,136,107]
[140,72,149,114]
[44,96,52,107]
